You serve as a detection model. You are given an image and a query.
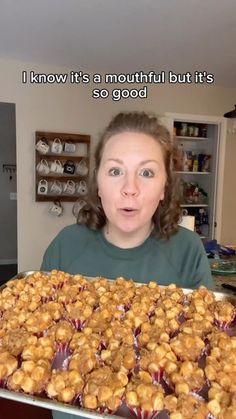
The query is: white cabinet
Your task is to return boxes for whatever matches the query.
[162,113,227,242]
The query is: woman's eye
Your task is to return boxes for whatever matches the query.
[109,167,122,176]
[140,168,154,177]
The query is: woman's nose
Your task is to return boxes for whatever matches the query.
[121,175,139,196]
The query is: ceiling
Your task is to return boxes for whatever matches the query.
[0,0,235,87]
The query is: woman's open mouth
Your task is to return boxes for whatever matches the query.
[119,208,138,215]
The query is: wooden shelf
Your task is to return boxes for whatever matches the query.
[35,131,90,202]
[36,154,88,161]
[175,171,210,175]
[36,131,90,143]
[180,204,208,207]
[36,195,84,202]
[36,174,88,181]
[175,136,208,141]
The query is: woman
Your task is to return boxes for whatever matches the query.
[42,112,213,419]
[42,111,213,290]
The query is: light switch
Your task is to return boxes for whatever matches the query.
[10,192,17,200]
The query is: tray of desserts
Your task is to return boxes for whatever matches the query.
[210,259,236,275]
[1,270,236,418]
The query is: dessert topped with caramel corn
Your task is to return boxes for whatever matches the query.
[0,350,18,381]
[65,300,93,329]
[1,328,31,356]
[167,360,205,395]
[139,343,177,382]
[125,370,165,413]
[21,335,55,362]
[211,300,236,327]
[69,328,103,353]
[164,393,210,419]
[138,321,170,347]
[207,384,236,418]
[100,343,136,373]
[159,283,186,303]
[8,359,51,394]
[103,320,134,347]
[170,332,205,361]
[46,369,84,403]
[0,270,235,419]
[75,284,100,309]
[69,347,99,376]
[83,366,128,412]
[48,320,74,349]
[205,332,236,393]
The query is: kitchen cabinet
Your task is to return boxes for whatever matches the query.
[162,113,227,242]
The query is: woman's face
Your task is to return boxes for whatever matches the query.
[97,131,167,240]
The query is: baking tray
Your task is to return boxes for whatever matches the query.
[0,388,123,418]
[0,270,235,418]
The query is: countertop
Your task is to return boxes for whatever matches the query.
[213,274,236,295]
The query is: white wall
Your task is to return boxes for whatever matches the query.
[0,57,235,271]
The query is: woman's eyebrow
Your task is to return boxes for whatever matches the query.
[105,158,160,165]
[138,159,160,166]
[105,158,123,164]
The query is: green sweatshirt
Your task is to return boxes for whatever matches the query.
[41,223,213,290]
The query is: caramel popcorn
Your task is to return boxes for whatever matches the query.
[83,366,128,412]
[24,310,54,335]
[103,320,134,347]
[69,347,99,376]
[8,359,51,394]
[125,371,164,412]
[46,369,84,402]
[205,333,236,392]
[170,333,205,361]
[75,284,99,308]
[1,329,31,356]
[139,344,177,381]
[0,308,30,335]
[21,335,55,361]
[138,322,170,348]
[100,344,136,372]
[180,317,214,338]
[0,269,235,418]
[48,320,74,348]
[212,300,236,326]
[168,360,205,395]
[0,350,18,380]
[69,329,102,352]
[164,393,209,419]
[91,277,110,295]
[65,301,93,329]
[187,286,215,306]
[86,310,112,334]
[41,301,65,321]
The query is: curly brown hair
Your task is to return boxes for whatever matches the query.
[78,111,181,239]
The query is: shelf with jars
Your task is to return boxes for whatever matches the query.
[174,122,208,139]
[162,112,228,242]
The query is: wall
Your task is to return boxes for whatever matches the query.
[0,102,17,263]
[0,57,235,271]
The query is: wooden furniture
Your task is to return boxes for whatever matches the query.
[35,131,90,202]
[0,399,52,419]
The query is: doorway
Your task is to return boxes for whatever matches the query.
[0,102,17,283]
